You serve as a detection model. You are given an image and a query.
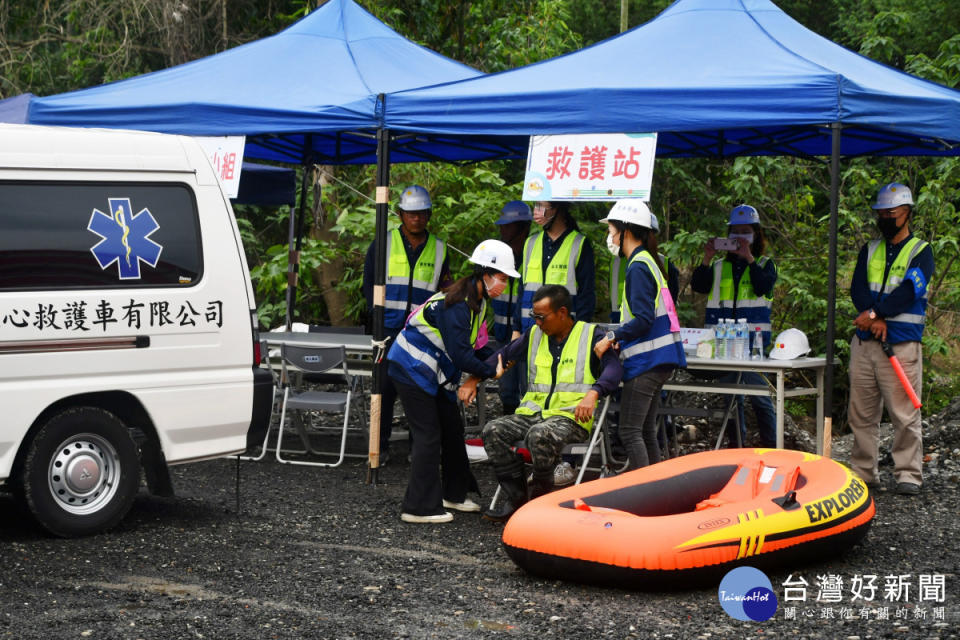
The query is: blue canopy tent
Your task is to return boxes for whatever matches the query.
[387,0,960,158]
[25,0,520,165]
[384,0,960,450]
[24,0,519,475]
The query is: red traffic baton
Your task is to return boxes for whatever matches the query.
[881,341,922,409]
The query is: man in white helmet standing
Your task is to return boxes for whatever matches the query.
[363,185,451,463]
[849,182,934,496]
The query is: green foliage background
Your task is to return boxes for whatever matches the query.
[2,0,958,420]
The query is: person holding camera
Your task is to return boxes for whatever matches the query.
[690,204,778,447]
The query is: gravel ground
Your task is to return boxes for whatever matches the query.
[2,397,960,640]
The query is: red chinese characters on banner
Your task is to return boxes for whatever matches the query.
[545,146,574,180]
[578,145,608,180]
[210,151,237,181]
[612,147,642,179]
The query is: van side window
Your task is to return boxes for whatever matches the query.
[0,182,202,290]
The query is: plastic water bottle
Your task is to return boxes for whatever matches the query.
[733,318,747,361]
[723,319,734,360]
[739,318,751,360]
[751,326,764,360]
[713,322,725,359]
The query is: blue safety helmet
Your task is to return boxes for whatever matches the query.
[495,200,532,225]
[728,204,760,225]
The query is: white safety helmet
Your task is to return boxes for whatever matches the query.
[728,204,760,226]
[469,239,521,278]
[495,201,533,225]
[649,211,660,233]
[769,328,811,360]
[600,199,654,228]
[398,184,432,212]
[871,182,914,210]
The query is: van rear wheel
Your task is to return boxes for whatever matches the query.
[23,408,140,537]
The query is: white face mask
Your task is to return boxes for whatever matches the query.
[606,232,620,257]
[728,232,754,246]
[484,274,508,298]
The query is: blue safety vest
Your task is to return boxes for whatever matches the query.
[386,292,484,396]
[491,277,520,343]
[519,231,585,331]
[864,237,929,343]
[704,256,774,348]
[619,250,685,381]
[384,229,446,329]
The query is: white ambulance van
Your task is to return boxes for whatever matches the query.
[0,124,272,536]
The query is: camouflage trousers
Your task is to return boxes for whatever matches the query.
[481,412,588,475]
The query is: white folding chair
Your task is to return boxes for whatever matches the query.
[275,344,358,468]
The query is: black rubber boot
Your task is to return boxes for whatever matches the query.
[528,471,555,501]
[482,459,527,522]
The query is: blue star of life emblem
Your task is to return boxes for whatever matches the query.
[88,198,163,280]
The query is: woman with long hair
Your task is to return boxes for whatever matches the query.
[386,240,518,523]
[594,200,685,469]
[690,204,778,447]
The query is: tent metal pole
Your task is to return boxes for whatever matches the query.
[823,122,842,456]
[284,203,296,330]
[287,137,313,330]
[367,123,391,484]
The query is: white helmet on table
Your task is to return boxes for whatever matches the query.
[600,199,654,228]
[469,239,520,278]
[871,182,913,210]
[398,185,432,212]
[769,328,811,360]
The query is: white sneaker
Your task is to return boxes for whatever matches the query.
[400,511,453,523]
[443,498,481,512]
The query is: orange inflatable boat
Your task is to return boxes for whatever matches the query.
[502,448,875,589]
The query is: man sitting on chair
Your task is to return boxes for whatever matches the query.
[459,285,623,522]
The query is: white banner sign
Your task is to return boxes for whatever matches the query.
[194,136,246,199]
[522,133,657,201]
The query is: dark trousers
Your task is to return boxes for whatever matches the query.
[379,327,402,450]
[620,368,673,470]
[393,379,473,516]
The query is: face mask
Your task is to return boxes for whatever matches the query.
[728,232,754,245]
[877,217,903,241]
[484,274,508,298]
[606,232,620,257]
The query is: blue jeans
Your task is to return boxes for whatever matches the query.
[721,371,777,447]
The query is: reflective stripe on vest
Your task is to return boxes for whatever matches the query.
[619,250,684,380]
[384,229,446,328]
[491,277,521,341]
[515,321,597,431]
[704,256,774,345]
[611,253,669,316]
[387,292,483,395]
[519,231,585,330]
[865,237,929,341]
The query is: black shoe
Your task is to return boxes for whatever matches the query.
[896,482,920,496]
[482,501,518,522]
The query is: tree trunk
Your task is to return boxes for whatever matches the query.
[310,165,351,326]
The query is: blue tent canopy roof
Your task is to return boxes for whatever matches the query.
[27,0,491,164]
[385,0,960,158]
